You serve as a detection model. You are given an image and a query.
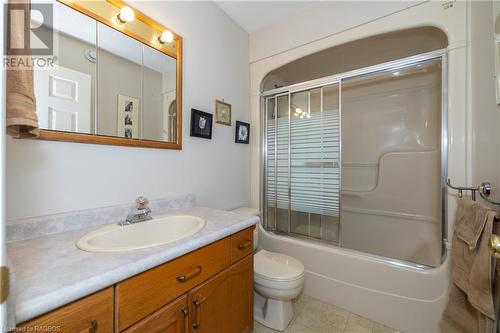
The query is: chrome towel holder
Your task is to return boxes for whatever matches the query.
[446,178,500,205]
[447,178,500,258]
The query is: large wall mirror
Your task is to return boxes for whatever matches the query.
[34,0,182,149]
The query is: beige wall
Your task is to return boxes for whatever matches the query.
[468,1,500,201]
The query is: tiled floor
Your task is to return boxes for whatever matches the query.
[253,294,399,333]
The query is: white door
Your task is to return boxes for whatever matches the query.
[34,65,91,133]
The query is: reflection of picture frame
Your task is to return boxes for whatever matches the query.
[235,121,250,144]
[117,94,139,139]
[190,109,213,139]
[215,99,231,126]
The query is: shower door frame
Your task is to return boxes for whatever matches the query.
[260,49,448,268]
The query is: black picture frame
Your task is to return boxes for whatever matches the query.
[190,109,213,139]
[235,121,250,144]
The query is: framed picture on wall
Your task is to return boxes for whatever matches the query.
[215,99,231,126]
[117,94,139,139]
[235,121,250,144]
[190,109,213,139]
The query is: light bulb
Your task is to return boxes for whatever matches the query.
[117,6,135,23]
[159,30,174,44]
[295,107,302,114]
[306,114,311,119]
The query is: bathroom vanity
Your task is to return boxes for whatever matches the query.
[6,201,257,333]
[18,226,254,332]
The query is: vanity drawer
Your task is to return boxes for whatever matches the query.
[115,237,231,331]
[18,287,113,333]
[230,226,255,264]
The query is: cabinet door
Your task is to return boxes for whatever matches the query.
[188,255,253,333]
[123,295,188,333]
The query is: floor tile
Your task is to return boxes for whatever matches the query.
[253,294,400,333]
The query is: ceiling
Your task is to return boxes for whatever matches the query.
[215,1,324,33]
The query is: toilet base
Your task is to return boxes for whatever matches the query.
[254,291,294,332]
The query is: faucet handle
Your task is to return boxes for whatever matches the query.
[136,196,149,209]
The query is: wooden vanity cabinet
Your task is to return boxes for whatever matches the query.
[18,287,114,333]
[115,237,231,331]
[18,226,255,333]
[122,295,188,333]
[188,255,253,333]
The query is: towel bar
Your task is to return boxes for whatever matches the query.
[446,178,500,206]
[447,179,500,258]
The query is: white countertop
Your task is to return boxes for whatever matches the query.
[7,206,258,324]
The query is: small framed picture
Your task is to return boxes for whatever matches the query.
[190,109,213,139]
[117,94,139,139]
[215,99,231,126]
[235,121,250,144]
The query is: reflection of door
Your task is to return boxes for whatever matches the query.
[34,65,91,133]
[163,90,176,141]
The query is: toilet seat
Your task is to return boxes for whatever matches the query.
[254,250,305,288]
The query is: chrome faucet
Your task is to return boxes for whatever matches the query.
[120,196,152,226]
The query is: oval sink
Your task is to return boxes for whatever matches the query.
[76,215,205,253]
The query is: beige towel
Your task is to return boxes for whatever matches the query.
[444,197,498,332]
[444,284,494,333]
[6,0,39,138]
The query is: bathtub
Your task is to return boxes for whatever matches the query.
[258,223,449,333]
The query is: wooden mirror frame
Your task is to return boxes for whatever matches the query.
[39,0,183,149]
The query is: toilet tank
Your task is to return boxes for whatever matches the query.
[231,207,260,250]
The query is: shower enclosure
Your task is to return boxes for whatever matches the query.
[262,51,446,267]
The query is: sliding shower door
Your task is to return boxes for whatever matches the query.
[264,84,341,243]
[340,59,443,267]
[262,52,445,267]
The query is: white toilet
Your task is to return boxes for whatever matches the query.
[232,208,305,332]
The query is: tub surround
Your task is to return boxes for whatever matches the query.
[7,202,258,324]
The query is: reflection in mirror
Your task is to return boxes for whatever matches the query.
[34,1,181,148]
[97,23,143,139]
[143,45,177,142]
[33,1,96,134]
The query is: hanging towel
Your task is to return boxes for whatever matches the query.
[6,0,39,138]
[444,197,498,332]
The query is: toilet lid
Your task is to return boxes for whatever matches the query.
[254,250,304,282]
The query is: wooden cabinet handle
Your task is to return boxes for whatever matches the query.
[89,320,98,333]
[237,240,252,250]
[192,300,201,329]
[176,265,202,282]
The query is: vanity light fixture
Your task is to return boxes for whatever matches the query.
[159,30,174,44]
[117,6,135,23]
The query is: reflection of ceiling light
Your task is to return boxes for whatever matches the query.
[292,105,311,119]
[393,71,400,76]
[159,30,174,44]
[117,6,135,23]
